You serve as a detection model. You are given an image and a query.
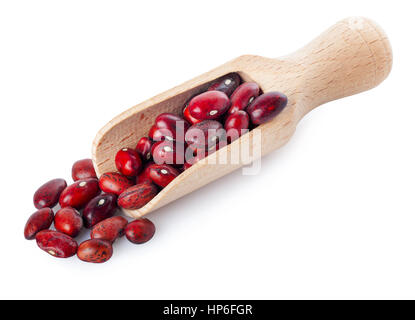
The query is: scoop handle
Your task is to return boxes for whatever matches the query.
[289,17,392,113]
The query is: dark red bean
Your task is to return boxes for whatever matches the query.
[246,92,288,125]
[118,182,158,210]
[183,103,202,125]
[136,161,154,184]
[71,159,97,181]
[185,120,226,149]
[59,178,100,209]
[225,110,250,140]
[135,137,153,161]
[188,91,230,120]
[24,208,54,240]
[54,207,83,237]
[208,73,241,97]
[228,82,260,114]
[125,219,155,244]
[36,230,78,258]
[33,178,67,209]
[115,148,142,177]
[147,163,180,188]
[99,172,134,196]
[77,239,113,263]
[90,216,128,243]
[82,194,118,229]
[151,140,185,166]
[151,113,190,143]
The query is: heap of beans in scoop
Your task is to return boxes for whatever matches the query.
[23,73,287,263]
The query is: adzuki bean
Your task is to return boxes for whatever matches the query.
[36,230,78,258]
[24,208,54,240]
[54,207,83,237]
[82,193,118,229]
[33,178,67,209]
[246,91,288,125]
[90,216,128,243]
[77,239,113,263]
[99,172,134,196]
[72,159,97,181]
[59,178,100,209]
[125,219,155,244]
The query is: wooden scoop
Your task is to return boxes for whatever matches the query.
[92,17,392,218]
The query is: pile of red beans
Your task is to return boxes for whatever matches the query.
[110,73,287,210]
[24,159,155,263]
[24,73,287,263]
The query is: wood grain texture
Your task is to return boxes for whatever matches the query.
[92,17,392,218]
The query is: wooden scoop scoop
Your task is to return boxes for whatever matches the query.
[92,17,392,218]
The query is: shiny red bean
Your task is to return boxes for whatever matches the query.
[135,137,153,161]
[77,239,113,263]
[147,163,180,188]
[228,82,260,114]
[208,73,241,97]
[188,91,230,120]
[151,113,190,142]
[24,208,54,240]
[99,172,134,196]
[246,92,288,125]
[225,110,250,140]
[151,140,185,166]
[54,207,83,237]
[36,230,78,258]
[183,103,202,125]
[33,178,67,209]
[90,216,128,243]
[82,194,118,228]
[71,159,97,181]
[125,218,155,244]
[115,148,142,177]
[117,182,158,210]
[185,120,226,148]
[59,178,100,209]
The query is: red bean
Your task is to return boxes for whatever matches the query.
[82,194,118,228]
[183,103,202,125]
[33,178,67,209]
[151,113,190,142]
[115,148,142,177]
[228,82,260,114]
[90,216,128,243]
[246,92,288,125]
[71,159,97,181]
[77,239,113,263]
[36,230,78,258]
[185,120,226,149]
[125,218,155,244]
[24,208,54,240]
[54,207,83,237]
[135,137,153,161]
[147,163,180,188]
[118,182,158,210]
[188,91,230,121]
[151,140,185,166]
[59,178,100,209]
[225,110,250,140]
[208,73,241,97]
[99,172,134,196]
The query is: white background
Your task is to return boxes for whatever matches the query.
[0,0,414,299]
